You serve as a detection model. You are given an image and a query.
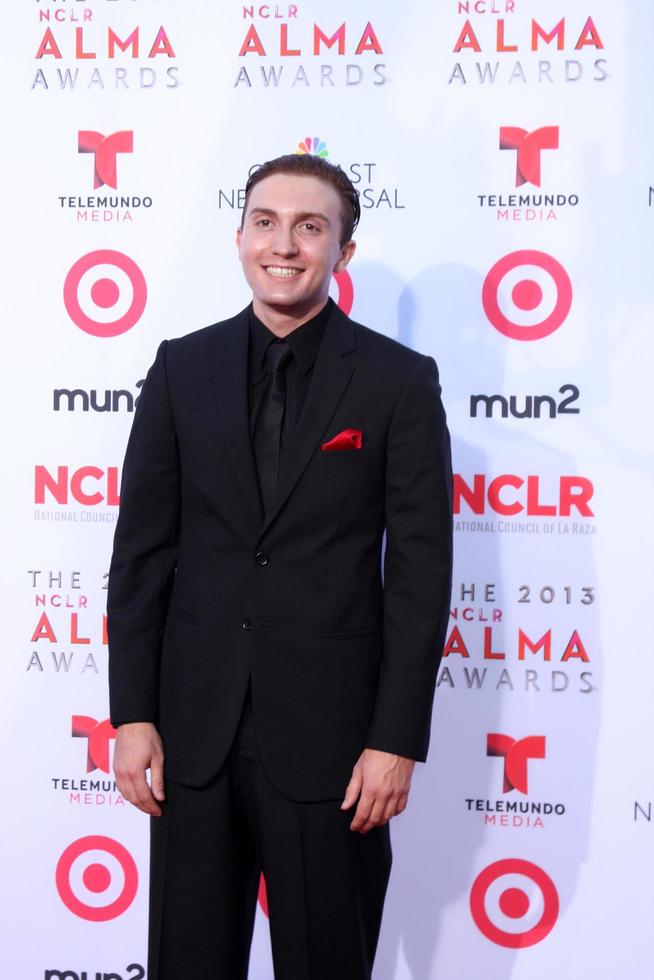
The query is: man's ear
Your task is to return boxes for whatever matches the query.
[235,226,243,256]
[335,240,356,273]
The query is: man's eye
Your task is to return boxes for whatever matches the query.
[256,218,271,227]
[302,222,319,232]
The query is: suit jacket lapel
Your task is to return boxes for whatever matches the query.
[212,307,264,531]
[259,303,357,539]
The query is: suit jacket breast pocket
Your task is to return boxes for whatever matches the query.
[317,450,381,499]
[320,444,370,460]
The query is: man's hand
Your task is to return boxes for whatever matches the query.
[341,748,415,833]
[113,722,165,817]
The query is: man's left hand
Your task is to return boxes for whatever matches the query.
[341,748,415,833]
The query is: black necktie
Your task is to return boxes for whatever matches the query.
[253,340,293,510]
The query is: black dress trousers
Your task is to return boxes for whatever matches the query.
[148,688,392,980]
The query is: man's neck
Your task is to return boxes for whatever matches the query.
[252,297,329,338]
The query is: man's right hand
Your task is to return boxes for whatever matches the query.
[113,722,165,817]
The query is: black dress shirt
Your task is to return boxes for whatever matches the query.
[247,299,332,481]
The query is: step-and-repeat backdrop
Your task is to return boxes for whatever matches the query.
[1,1,652,978]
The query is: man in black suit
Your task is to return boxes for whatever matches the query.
[108,154,452,980]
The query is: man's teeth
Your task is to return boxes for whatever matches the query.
[266,266,301,278]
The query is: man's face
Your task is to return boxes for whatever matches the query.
[236,173,355,327]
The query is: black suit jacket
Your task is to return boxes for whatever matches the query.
[107,303,453,801]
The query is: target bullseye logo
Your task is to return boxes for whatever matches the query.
[470,858,559,948]
[56,835,138,921]
[258,873,269,917]
[482,250,572,341]
[331,269,354,315]
[63,249,147,338]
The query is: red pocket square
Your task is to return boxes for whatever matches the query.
[321,428,363,451]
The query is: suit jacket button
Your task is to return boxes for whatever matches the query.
[241,617,252,631]
[255,552,269,566]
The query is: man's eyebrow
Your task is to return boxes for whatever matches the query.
[295,210,331,225]
[248,207,332,225]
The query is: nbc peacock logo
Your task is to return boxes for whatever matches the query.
[296,137,329,158]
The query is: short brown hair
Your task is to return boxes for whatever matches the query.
[242,154,360,246]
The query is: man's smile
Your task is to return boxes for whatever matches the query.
[263,265,303,278]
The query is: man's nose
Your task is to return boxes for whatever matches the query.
[271,224,299,256]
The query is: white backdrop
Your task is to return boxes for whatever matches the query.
[1,1,653,978]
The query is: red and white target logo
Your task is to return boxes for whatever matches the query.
[470,859,559,948]
[258,873,269,917]
[63,249,147,338]
[330,269,354,316]
[482,250,572,341]
[56,835,138,922]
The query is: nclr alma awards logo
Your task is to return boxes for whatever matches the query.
[437,623,595,696]
[31,16,181,92]
[26,568,109,674]
[233,11,389,89]
[448,14,608,86]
